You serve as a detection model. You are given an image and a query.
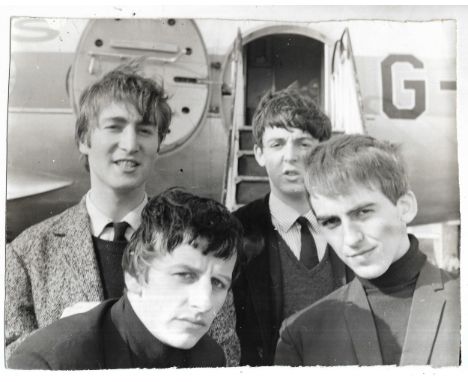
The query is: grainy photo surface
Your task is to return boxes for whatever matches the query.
[1,4,466,380]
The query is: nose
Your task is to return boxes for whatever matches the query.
[283,140,298,162]
[343,221,364,249]
[118,125,139,153]
[189,279,213,314]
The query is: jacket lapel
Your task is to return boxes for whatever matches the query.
[266,227,284,337]
[244,194,283,350]
[344,279,383,365]
[52,197,104,300]
[400,261,445,365]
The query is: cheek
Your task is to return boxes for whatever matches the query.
[372,217,404,241]
[322,229,342,250]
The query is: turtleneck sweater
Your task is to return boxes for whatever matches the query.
[358,235,426,365]
[8,294,225,369]
[113,295,213,368]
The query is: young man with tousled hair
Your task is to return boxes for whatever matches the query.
[275,134,460,366]
[232,87,353,366]
[9,189,243,370]
[6,64,240,366]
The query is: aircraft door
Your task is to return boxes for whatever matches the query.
[330,28,366,134]
[221,30,326,209]
[70,19,211,154]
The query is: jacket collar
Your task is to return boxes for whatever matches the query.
[400,260,447,365]
[51,196,103,300]
[344,278,383,365]
[345,259,449,366]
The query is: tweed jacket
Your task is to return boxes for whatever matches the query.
[232,194,353,366]
[275,258,461,366]
[5,197,240,365]
[9,297,225,370]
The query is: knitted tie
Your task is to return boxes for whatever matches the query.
[297,216,319,269]
[112,221,129,242]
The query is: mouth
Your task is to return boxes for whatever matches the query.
[283,169,302,180]
[177,318,207,328]
[347,247,376,259]
[114,159,140,170]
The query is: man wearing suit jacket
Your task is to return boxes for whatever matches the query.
[5,64,239,365]
[232,88,353,366]
[8,189,242,370]
[275,134,460,366]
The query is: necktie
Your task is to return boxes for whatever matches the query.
[297,216,319,269]
[112,221,129,242]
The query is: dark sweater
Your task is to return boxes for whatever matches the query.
[277,233,338,320]
[92,236,127,298]
[359,235,426,365]
[8,295,225,370]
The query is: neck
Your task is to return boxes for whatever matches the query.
[89,187,145,221]
[392,232,412,264]
[271,189,310,215]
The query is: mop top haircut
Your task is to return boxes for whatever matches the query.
[122,188,243,283]
[75,60,172,168]
[305,134,410,205]
[252,86,332,147]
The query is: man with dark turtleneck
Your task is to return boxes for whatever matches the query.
[275,134,460,367]
[8,189,243,370]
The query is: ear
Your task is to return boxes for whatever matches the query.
[124,272,143,296]
[78,139,90,155]
[254,144,266,167]
[396,191,418,224]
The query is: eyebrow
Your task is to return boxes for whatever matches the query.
[102,116,144,125]
[171,264,232,284]
[348,202,376,216]
[315,202,376,221]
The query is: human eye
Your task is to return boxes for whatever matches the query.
[138,125,156,136]
[299,140,312,148]
[104,124,121,131]
[356,208,373,219]
[319,217,340,230]
[174,271,197,283]
[211,277,228,290]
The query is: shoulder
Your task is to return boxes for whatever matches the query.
[8,300,114,370]
[233,195,269,227]
[8,201,87,252]
[419,259,460,293]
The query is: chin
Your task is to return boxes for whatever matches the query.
[164,333,201,350]
[354,265,387,280]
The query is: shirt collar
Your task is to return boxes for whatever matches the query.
[269,192,317,232]
[85,191,147,237]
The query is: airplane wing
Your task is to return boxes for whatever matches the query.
[7,167,73,201]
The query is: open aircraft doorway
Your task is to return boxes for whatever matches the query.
[244,33,324,124]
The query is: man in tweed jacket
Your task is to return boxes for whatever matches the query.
[5,65,240,366]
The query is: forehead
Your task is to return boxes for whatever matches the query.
[310,184,392,217]
[97,101,141,121]
[152,243,236,274]
[262,126,314,141]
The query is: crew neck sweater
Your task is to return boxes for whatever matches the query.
[358,235,426,365]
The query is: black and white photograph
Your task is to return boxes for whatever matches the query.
[1,3,466,380]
